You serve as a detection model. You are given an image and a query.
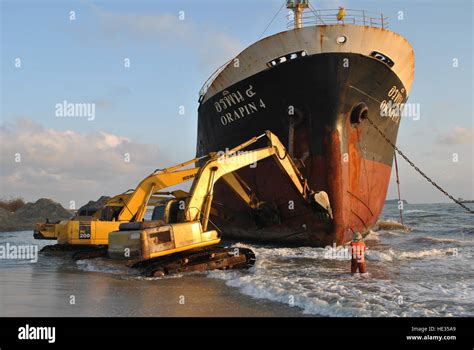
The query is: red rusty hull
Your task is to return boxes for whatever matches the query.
[211,153,391,246]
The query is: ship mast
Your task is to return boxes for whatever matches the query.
[286,0,309,29]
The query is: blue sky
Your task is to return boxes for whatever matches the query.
[1,0,473,206]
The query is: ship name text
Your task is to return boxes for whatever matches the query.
[214,85,267,126]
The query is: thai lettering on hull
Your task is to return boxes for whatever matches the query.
[213,85,267,126]
[379,85,406,123]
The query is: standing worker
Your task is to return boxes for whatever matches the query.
[337,7,346,22]
[350,232,366,274]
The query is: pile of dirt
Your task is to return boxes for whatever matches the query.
[0,208,12,225]
[0,198,73,232]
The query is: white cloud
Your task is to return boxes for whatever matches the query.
[0,118,167,207]
[90,5,193,42]
[438,127,474,145]
[96,132,129,150]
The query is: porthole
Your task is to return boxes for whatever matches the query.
[336,35,347,45]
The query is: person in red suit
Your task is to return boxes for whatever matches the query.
[350,232,366,274]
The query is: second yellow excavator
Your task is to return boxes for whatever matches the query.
[34,159,201,258]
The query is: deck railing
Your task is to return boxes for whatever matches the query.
[199,59,233,101]
[199,9,389,100]
[287,9,389,29]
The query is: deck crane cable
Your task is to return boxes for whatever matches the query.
[308,3,325,24]
[366,116,473,214]
[257,1,286,40]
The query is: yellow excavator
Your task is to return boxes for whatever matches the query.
[34,160,201,258]
[107,131,332,276]
[34,191,135,241]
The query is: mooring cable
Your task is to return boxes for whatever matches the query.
[366,116,473,213]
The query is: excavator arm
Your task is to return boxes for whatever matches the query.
[116,158,201,222]
[220,172,260,210]
[184,130,326,227]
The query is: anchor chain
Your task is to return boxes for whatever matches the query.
[366,117,473,214]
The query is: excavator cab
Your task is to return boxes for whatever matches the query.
[163,199,181,223]
[107,218,220,262]
[151,204,166,221]
[150,198,182,223]
[99,205,125,221]
[108,192,221,262]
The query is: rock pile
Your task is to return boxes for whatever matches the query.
[0,198,72,232]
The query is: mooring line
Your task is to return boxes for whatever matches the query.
[366,116,473,213]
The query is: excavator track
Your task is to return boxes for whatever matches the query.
[40,244,108,260]
[131,247,256,277]
[72,247,108,260]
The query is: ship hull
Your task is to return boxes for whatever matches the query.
[197,52,408,246]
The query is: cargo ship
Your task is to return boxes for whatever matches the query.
[196,1,415,246]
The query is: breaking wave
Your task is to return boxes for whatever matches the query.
[75,258,133,275]
[404,209,427,214]
[207,269,407,317]
[397,247,459,259]
[365,249,395,262]
[364,230,380,241]
[409,236,472,245]
[235,241,459,263]
[373,220,411,232]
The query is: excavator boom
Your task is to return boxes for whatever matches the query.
[185,130,313,223]
[118,167,200,222]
